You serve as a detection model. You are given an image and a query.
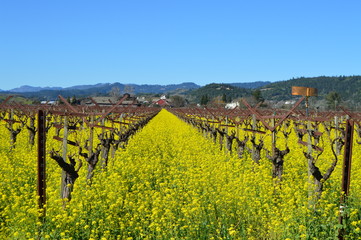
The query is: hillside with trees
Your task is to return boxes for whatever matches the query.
[189,83,250,105]
[259,76,361,101]
[255,76,361,110]
[229,81,271,89]
[186,76,361,110]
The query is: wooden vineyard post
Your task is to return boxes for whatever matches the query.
[271,113,276,157]
[225,116,229,151]
[89,115,94,155]
[252,114,257,161]
[86,114,95,183]
[100,109,106,168]
[306,119,314,205]
[335,116,340,155]
[101,109,106,132]
[236,119,240,141]
[307,120,313,157]
[338,119,354,240]
[119,113,124,129]
[37,110,46,218]
[9,109,16,147]
[61,115,68,199]
[112,113,124,158]
[202,117,208,139]
[211,116,214,130]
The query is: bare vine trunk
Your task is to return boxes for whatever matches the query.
[50,151,82,201]
[27,117,36,146]
[235,136,249,158]
[248,137,264,164]
[266,147,290,180]
[79,147,102,184]
[304,138,341,200]
[226,131,236,154]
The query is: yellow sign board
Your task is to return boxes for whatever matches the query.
[291,86,318,97]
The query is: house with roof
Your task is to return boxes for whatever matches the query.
[83,93,139,107]
[150,95,171,107]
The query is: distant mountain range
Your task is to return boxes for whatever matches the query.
[0,81,271,99]
[3,82,199,93]
[3,81,271,93]
[6,85,63,93]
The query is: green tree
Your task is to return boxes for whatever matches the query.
[70,95,78,105]
[325,91,341,110]
[170,95,186,107]
[252,89,264,103]
[200,94,209,105]
[222,93,227,103]
[221,93,233,103]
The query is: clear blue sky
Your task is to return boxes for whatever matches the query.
[1,0,360,90]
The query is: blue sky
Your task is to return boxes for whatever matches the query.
[1,0,360,90]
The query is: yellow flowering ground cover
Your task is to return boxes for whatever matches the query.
[0,109,360,239]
